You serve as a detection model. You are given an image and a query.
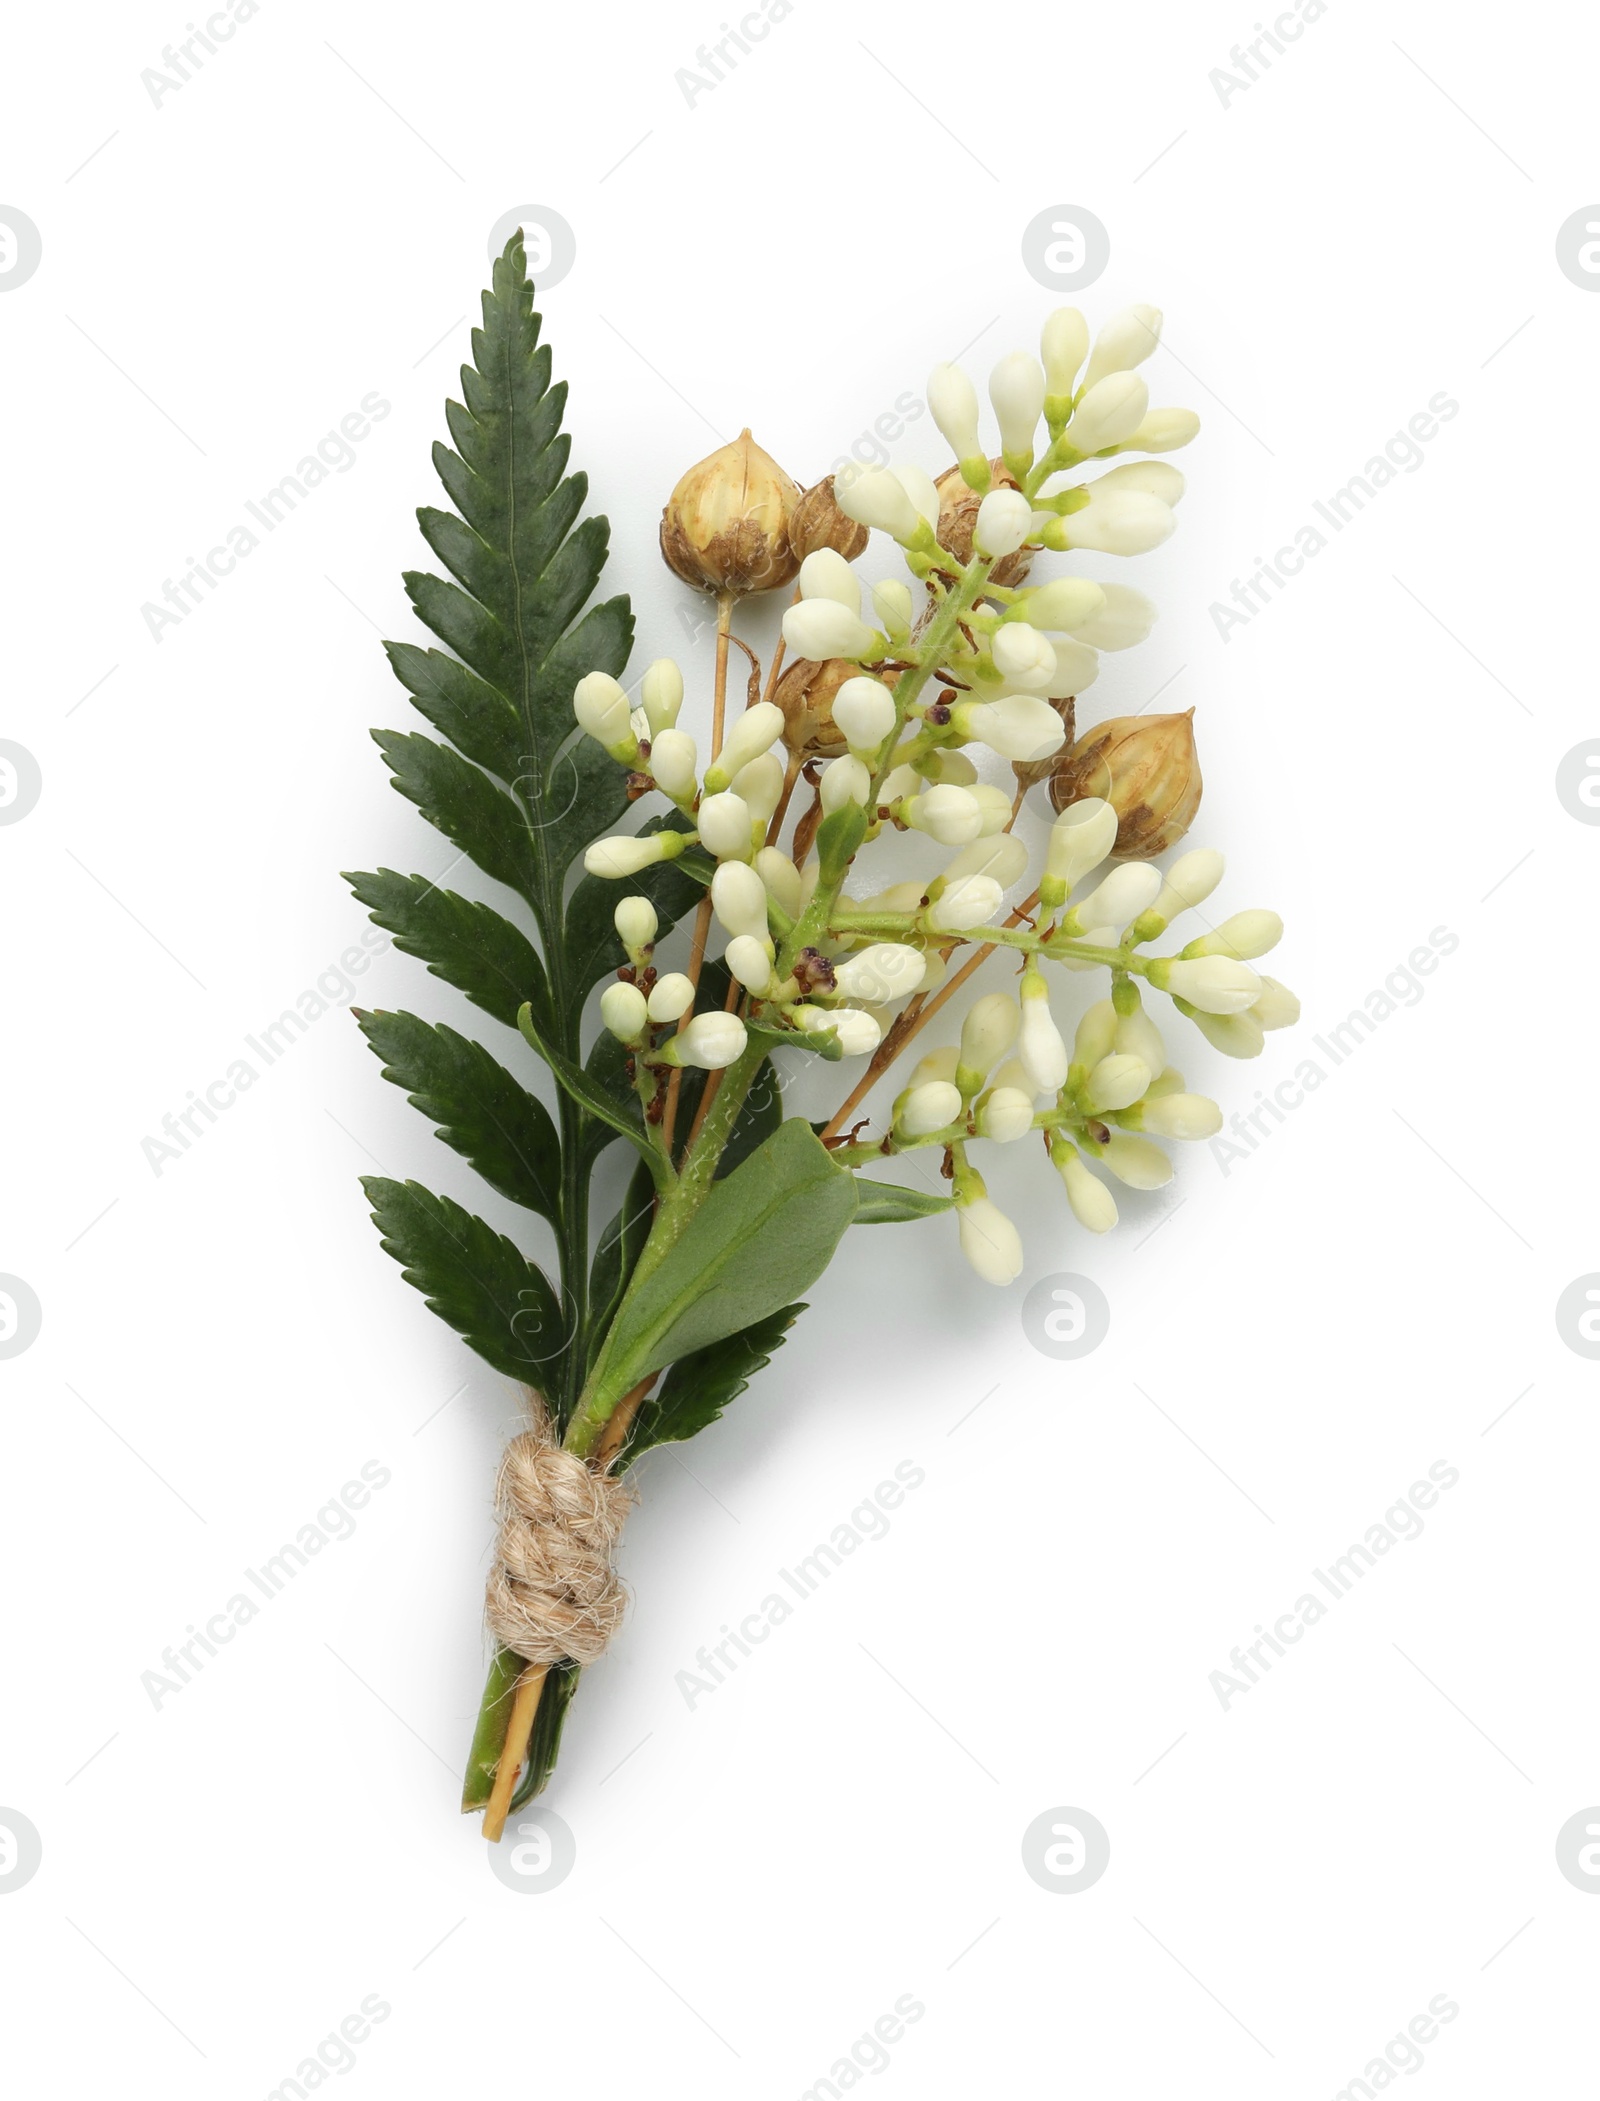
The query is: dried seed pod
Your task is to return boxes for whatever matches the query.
[1012,695,1075,792]
[659,428,801,595]
[775,656,865,760]
[934,460,1035,588]
[788,475,870,563]
[1048,709,1202,858]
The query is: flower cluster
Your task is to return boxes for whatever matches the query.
[570,302,1295,1281]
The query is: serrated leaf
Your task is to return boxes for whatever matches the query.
[851,1178,957,1223]
[373,729,538,912]
[621,1302,805,1468]
[362,1176,567,1383]
[356,1010,562,1224]
[344,869,549,1034]
[383,640,524,784]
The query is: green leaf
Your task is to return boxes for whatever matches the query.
[621,1302,805,1468]
[517,999,663,1181]
[585,1159,656,1376]
[602,1120,856,1387]
[383,639,524,784]
[356,1010,562,1224]
[361,1176,567,1383]
[344,868,548,1033]
[373,729,538,913]
[850,1177,957,1223]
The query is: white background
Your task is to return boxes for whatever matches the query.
[4,0,1598,2092]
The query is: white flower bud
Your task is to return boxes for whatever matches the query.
[1044,638,1100,696]
[711,860,768,939]
[910,1044,960,1088]
[991,622,1057,689]
[613,896,659,954]
[648,726,699,803]
[1063,372,1150,455]
[956,1191,1024,1285]
[732,750,786,830]
[1251,976,1300,1031]
[940,832,1029,891]
[1018,966,1068,1093]
[928,362,983,464]
[646,972,695,1023]
[1053,1140,1118,1233]
[781,599,879,662]
[832,676,898,752]
[953,694,1067,764]
[599,980,648,1042]
[974,487,1033,557]
[1093,1133,1172,1189]
[675,1011,748,1070]
[1041,797,1117,904]
[834,943,926,1001]
[704,701,784,793]
[1158,956,1262,1014]
[976,1086,1035,1142]
[724,934,773,995]
[925,874,1003,931]
[1086,460,1185,508]
[971,785,1018,838]
[574,672,636,756]
[958,992,1020,1086]
[921,749,978,786]
[1126,408,1200,453]
[905,783,982,845]
[820,754,872,814]
[1062,490,1176,557]
[584,831,685,879]
[1072,1000,1118,1072]
[1073,861,1162,933]
[1135,1092,1223,1140]
[895,464,942,532]
[1041,307,1089,399]
[790,1004,882,1056]
[1081,304,1163,392]
[835,465,922,541]
[898,1079,962,1137]
[697,790,754,860]
[1188,910,1283,961]
[1084,1052,1150,1113]
[872,579,913,634]
[753,846,803,921]
[1018,576,1106,633]
[1191,1009,1265,1058]
[989,350,1046,459]
[640,658,684,736]
[1113,1002,1166,1075]
[1148,848,1225,928]
[797,547,861,610]
[1071,582,1158,653]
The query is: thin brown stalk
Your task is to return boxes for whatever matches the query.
[481,1665,548,1843]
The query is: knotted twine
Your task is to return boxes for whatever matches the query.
[484,1404,631,1667]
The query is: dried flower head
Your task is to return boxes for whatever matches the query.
[1049,709,1202,858]
[659,428,801,595]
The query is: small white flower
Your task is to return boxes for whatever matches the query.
[991,622,1058,690]
[1190,1009,1266,1059]
[613,896,658,954]
[697,790,755,860]
[834,943,926,1001]
[956,1190,1024,1285]
[1136,1092,1223,1140]
[953,694,1067,764]
[599,981,648,1042]
[905,783,983,846]
[648,726,698,804]
[1251,976,1301,1031]
[711,860,768,939]
[790,1004,882,1056]
[976,1086,1035,1143]
[922,749,978,786]
[1071,1000,1118,1075]
[1044,638,1100,696]
[1072,861,1162,933]
[1093,1132,1172,1189]
[989,350,1047,460]
[1017,575,1107,633]
[1053,1139,1118,1233]
[1157,956,1262,1015]
[940,831,1029,890]
[820,754,872,814]
[704,701,784,793]
[1081,304,1163,392]
[872,579,913,634]
[832,676,898,753]
[959,992,1021,1086]
[584,832,684,879]
[1126,408,1200,453]
[640,658,684,736]
[1084,1052,1151,1113]
[909,1044,960,1088]
[974,487,1033,557]
[1187,910,1284,961]
[782,599,879,662]
[898,1079,963,1137]
[928,361,984,464]
[1071,582,1158,653]
[1042,798,1118,903]
[894,463,943,533]
[925,874,1003,932]
[1085,460,1185,508]
[1018,966,1069,1093]
[732,750,786,830]
[646,972,695,1023]
[724,934,773,995]
[574,672,636,757]
[1063,372,1149,455]
[798,546,862,610]
[1041,307,1089,400]
[1148,848,1225,928]
[1114,1001,1167,1075]
[834,464,923,542]
[753,846,803,921]
[675,1011,748,1070]
[1060,489,1176,557]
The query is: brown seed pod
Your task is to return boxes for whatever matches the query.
[658,428,801,595]
[774,656,899,760]
[934,459,1035,588]
[788,475,870,563]
[1048,709,1202,859]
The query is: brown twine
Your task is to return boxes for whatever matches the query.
[484,1407,630,1667]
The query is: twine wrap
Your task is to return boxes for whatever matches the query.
[485,1412,630,1667]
